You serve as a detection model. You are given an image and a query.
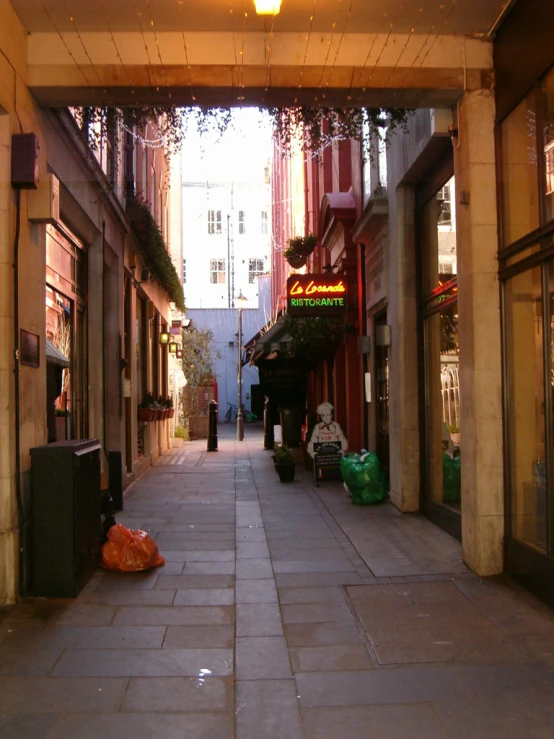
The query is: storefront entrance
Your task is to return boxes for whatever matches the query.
[417,172,461,540]
[500,65,554,603]
[45,225,88,443]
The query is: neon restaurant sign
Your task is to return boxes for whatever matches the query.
[287,274,348,316]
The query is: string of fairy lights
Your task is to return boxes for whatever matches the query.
[176,0,196,103]
[38,0,467,124]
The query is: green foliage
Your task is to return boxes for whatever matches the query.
[283,314,348,357]
[140,392,155,408]
[270,106,413,159]
[287,234,317,257]
[75,105,412,162]
[273,443,294,464]
[181,326,219,387]
[130,197,185,311]
[174,425,188,440]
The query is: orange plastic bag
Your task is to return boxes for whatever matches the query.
[100,524,165,572]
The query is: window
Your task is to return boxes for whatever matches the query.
[208,210,222,235]
[183,259,186,284]
[248,258,265,284]
[437,184,452,227]
[261,211,268,234]
[238,210,246,235]
[422,176,457,291]
[210,259,226,284]
[500,93,540,246]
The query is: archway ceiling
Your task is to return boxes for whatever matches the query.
[10,0,507,108]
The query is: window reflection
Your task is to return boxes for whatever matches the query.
[505,265,546,552]
[501,93,540,245]
[544,69,554,223]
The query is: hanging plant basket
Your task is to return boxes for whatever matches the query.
[289,234,317,258]
[284,251,307,269]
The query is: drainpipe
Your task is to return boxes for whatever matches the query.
[102,220,109,469]
[13,188,25,595]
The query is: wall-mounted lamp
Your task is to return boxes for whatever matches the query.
[159,332,170,345]
[176,349,183,359]
[254,0,281,14]
[169,342,178,354]
[131,266,150,288]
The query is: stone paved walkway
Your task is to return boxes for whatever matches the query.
[2,424,554,738]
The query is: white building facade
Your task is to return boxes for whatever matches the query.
[181,112,273,310]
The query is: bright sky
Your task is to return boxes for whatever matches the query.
[180,107,274,183]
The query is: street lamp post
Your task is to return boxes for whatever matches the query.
[236,290,248,441]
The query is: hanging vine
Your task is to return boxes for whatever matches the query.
[71,105,413,162]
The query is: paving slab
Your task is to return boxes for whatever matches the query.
[2,427,554,739]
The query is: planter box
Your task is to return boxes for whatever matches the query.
[167,408,175,419]
[138,407,154,422]
[274,462,295,483]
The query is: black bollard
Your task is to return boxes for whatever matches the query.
[263,396,274,450]
[207,399,218,452]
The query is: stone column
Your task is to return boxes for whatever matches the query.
[388,186,420,512]
[455,89,503,576]
[0,109,17,605]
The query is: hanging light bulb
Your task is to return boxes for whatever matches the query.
[254,0,281,15]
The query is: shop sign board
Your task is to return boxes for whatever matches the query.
[287,274,347,316]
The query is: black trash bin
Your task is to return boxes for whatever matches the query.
[279,407,304,448]
[30,439,102,597]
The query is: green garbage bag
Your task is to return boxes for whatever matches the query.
[443,454,461,503]
[340,451,388,505]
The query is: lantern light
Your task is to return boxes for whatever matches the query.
[159,331,170,345]
[169,342,178,354]
[176,349,183,359]
[254,0,281,14]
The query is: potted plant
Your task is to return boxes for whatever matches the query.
[447,423,461,446]
[138,392,155,422]
[167,396,175,419]
[273,443,296,483]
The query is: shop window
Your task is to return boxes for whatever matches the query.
[248,258,265,283]
[422,176,457,294]
[208,210,222,235]
[501,93,540,246]
[420,175,461,512]
[238,210,246,235]
[504,263,546,552]
[210,259,226,284]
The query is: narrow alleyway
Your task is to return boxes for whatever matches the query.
[2,425,554,738]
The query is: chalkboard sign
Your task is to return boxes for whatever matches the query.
[313,441,343,485]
